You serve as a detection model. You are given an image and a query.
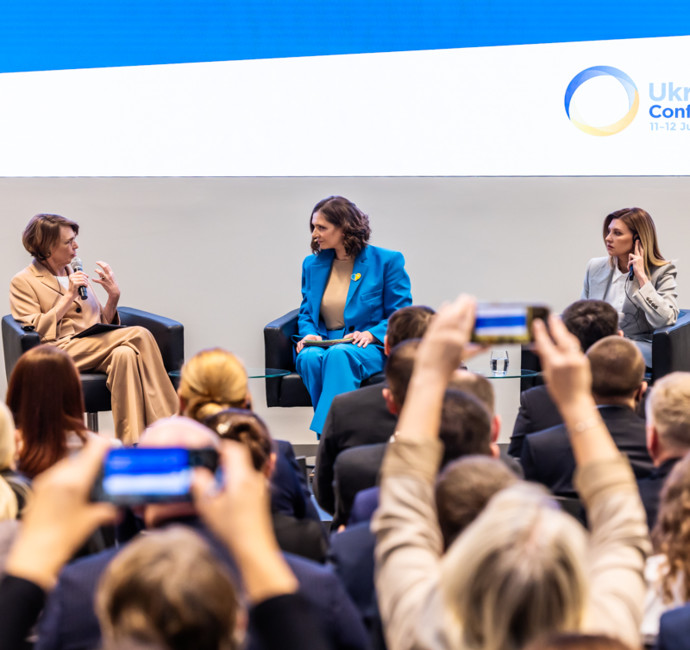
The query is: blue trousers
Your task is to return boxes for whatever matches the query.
[296,339,385,436]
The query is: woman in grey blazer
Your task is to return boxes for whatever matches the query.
[582,207,678,366]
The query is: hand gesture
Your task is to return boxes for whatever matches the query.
[92,261,121,299]
[628,239,648,285]
[345,330,375,348]
[296,334,322,353]
[67,270,90,299]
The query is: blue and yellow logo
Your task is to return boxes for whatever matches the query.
[564,66,639,136]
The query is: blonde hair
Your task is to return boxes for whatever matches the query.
[179,348,248,422]
[441,482,588,650]
[648,372,690,452]
[96,526,240,650]
[0,403,18,520]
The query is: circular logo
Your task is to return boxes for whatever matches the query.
[564,66,639,136]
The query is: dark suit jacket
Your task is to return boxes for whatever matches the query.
[314,384,396,514]
[637,457,681,531]
[521,405,653,498]
[36,519,369,650]
[332,443,387,529]
[658,602,690,650]
[509,385,562,457]
[273,439,320,522]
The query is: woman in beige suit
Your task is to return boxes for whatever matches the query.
[9,214,177,445]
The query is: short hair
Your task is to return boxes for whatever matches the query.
[441,482,588,650]
[384,339,420,407]
[586,336,644,399]
[651,452,690,604]
[603,207,668,277]
[310,196,371,257]
[96,526,239,650]
[435,455,517,550]
[448,370,495,415]
[524,633,634,650]
[178,348,248,422]
[438,389,493,468]
[647,372,690,451]
[386,305,435,348]
[561,300,619,352]
[7,345,87,479]
[22,213,79,261]
[203,408,274,472]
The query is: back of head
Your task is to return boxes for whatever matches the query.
[648,372,690,453]
[562,300,619,352]
[96,526,239,650]
[524,633,633,650]
[439,389,493,467]
[387,305,435,348]
[179,348,248,422]
[435,455,518,550]
[586,336,644,399]
[441,482,588,650]
[384,339,420,407]
[448,370,496,415]
[7,344,86,478]
[203,409,274,472]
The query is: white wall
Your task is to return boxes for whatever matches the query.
[1,176,688,443]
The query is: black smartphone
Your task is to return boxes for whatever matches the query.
[91,447,220,505]
[471,303,550,344]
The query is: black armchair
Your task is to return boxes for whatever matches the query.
[264,309,384,407]
[2,307,184,431]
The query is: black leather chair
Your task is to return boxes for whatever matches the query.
[520,308,690,388]
[2,307,184,431]
[264,309,384,407]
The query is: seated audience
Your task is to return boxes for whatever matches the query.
[178,347,318,522]
[641,452,690,642]
[35,417,368,650]
[510,299,620,457]
[521,335,653,497]
[373,295,650,650]
[0,436,332,650]
[203,408,327,563]
[315,304,435,514]
[7,345,103,479]
[658,601,690,650]
[638,371,690,530]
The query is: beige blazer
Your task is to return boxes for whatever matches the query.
[9,259,118,346]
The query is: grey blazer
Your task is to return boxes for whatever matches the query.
[581,256,678,338]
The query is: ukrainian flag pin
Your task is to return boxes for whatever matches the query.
[352,273,361,281]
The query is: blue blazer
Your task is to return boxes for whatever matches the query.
[298,245,412,343]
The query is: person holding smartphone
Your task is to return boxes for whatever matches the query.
[581,207,678,367]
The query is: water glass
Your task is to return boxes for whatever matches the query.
[490,350,509,377]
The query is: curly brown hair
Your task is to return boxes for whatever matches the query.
[309,196,371,257]
[651,452,690,603]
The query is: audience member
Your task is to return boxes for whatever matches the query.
[642,453,690,643]
[0,402,31,521]
[658,602,690,650]
[7,344,103,479]
[524,633,634,650]
[510,299,620,457]
[373,295,649,650]
[203,408,327,563]
[314,305,434,514]
[35,417,368,650]
[178,347,318,522]
[638,371,690,529]
[521,335,652,497]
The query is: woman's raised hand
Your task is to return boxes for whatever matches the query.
[93,261,121,300]
[628,239,648,286]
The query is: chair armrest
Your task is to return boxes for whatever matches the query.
[118,307,184,373]
[264,308,299,372]
[2,315,41,380]
[652,309,690,383]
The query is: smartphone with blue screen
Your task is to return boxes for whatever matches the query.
[91,447,219,505]
[471,303,550,344]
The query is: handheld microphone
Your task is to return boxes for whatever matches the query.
[70,257,88,300]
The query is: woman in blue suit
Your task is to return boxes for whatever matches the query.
[295,196,412,435]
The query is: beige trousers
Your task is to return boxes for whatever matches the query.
[62,326,178,445]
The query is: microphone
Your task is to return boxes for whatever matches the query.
[70,257,88,300]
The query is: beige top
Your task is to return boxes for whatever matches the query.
[320,258,354,331]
